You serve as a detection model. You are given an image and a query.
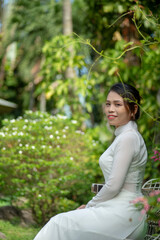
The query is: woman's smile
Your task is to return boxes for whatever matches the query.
[107,115,117,120]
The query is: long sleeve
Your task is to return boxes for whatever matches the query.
[86,132,139,208]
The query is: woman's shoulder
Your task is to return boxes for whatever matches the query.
[119,127,139,140]
[115,128,141,150]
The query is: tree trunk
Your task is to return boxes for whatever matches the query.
[29,82,35,110]
[40,92,46,112]
[62,0,75,79]
[0,0,4,32]
[63,0,73,36]
[120,16,140,66]
[62,0,76,115]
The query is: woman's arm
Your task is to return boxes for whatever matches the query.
[86,133,138,208]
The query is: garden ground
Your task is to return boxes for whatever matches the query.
[0,220,39,240]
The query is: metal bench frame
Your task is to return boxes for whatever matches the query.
[91,178,160,239]
[142,179,160,240]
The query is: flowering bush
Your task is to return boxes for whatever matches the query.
[0,111,102,224]
[151,149,160,162]
[144,148,160,180]
[132,189,160,232]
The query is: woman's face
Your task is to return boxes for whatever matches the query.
[105,91,131,128]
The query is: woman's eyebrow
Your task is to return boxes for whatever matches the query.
[106,100,123,103]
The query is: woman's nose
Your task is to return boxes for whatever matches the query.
[108,104,115,112]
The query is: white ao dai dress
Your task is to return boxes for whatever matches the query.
[34,121,148,240]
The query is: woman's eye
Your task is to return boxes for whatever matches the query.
[106,103,110,106]
[115,104,121,106]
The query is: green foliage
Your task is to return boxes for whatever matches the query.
[0,220,39,240]
[37,34,95,119]
[0,59,18,100]
[133,184,160,233]
[145,144,160,180]
[0,111,103,224]
[0,0,160,183]
[0,0,62,110]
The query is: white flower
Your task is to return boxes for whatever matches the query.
[19,150,23,154]
[87,85,92,89]
[31,146,35,149]
[18,116,22,120]
[49,146,52,149]
[57,114,67,120]
[57,145,60,148]
[0,132,5,137]
[18,132,24,136]
[70,157,74,160]
[42,145,46,148]
[75,130,81,134]
[18,139,21,142]
[63,134,66,138]
[2,147,6,150]
[65,126,69,129]
[49,135,53,138]
[57,136,60,139]
[44,126,52,130]
[12,132,17,135]
[12,127,17,131]
[25,144,29,147]
[75,130,84,135]
[38,194,42,198]
[25,119,28,123]
[23,125,27,129]
[62,129,66,132]
[71,120,77,124]
[19,143,23,147]
[10,119,15,123]
[55,131,59,134]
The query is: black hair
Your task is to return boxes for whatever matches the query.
[109,83,141,120]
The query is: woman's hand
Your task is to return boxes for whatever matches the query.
[77,204,86,209]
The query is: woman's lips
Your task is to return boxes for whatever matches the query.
[108,115,117,120]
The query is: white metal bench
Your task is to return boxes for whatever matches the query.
[91,178,160,240]
[142,179,160,240]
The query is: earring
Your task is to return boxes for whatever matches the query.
[131,113,135,120]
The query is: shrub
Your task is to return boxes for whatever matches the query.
[144,147,160,180]
[0,111,103,224]
[132,189,160,233]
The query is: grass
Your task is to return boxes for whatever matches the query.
[0,220,40,240]
[0,197,40,239]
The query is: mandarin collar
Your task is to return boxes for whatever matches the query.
[114,121,138,137]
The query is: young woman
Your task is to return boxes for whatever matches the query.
[34,83,148,240]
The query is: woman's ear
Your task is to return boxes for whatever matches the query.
[134,105,138,115]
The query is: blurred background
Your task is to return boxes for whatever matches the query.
[0,0,159,121]
[0,0,160,235]
[1,0,160,152]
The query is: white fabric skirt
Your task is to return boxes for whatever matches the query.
[34,189,147,240]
